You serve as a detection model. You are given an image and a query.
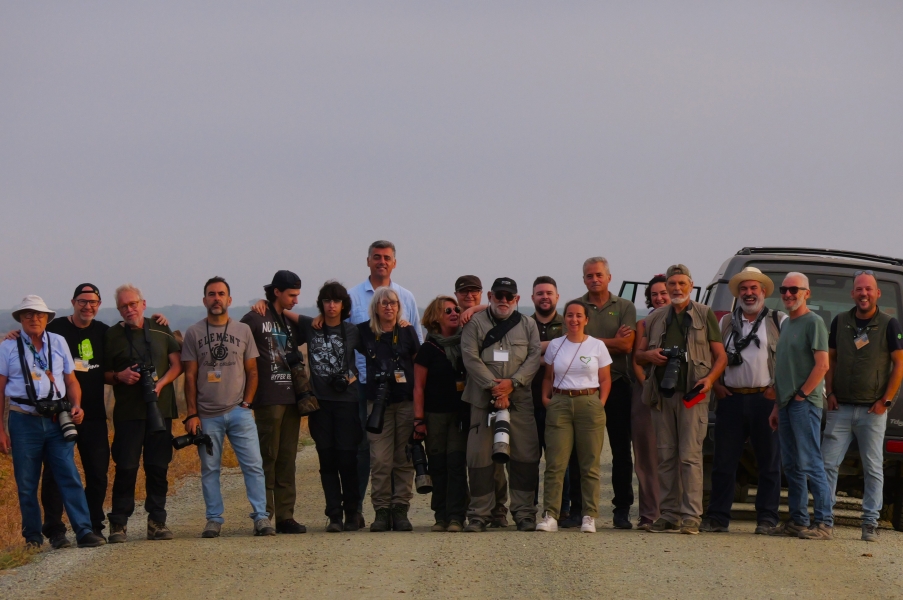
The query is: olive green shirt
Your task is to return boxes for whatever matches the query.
[655,304,721,391]
[580,292,637,382]
[104,320,181,421]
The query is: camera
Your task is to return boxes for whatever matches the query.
[133,364,167,433]
[284,350,320,415]
[489,405,511,464]
[34,398,78,442]
[366,371,391,434]
[726,351,743,367]
[406,438,433,494]
[328,371,350,394]
[172,428,214,456]
[658,346,686,398]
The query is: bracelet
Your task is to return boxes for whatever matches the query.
[183,414,199,424]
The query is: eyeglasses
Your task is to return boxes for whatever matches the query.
[379,300,399,308]
[444,307,462,315]
[493,292,516,302]
[779,286,808,295]
[854,270,875,277]
[117,301,142,311]
[75,299,99,308]
[19,311,47,321]
[458,289,481,296]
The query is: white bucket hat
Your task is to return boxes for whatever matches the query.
[12,295,56,322]
[728,267,775,298]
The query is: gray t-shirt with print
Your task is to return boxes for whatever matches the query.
[181,318,259,418]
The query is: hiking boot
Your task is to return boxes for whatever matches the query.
[108,523,127,544]
[49,532,71,549]
[463,519,487,533]
[92,528,106,542]
[202,520,222,538]
[489,514,509,528]
[353,512,366,529]
[768,520,807,537]
[580,516,597,533]
[391,504,413,531]
[637,517,655,532]
[516,518,536,532]
[147,520,174,541]
[755,522,776,535]
[680,520,700,535]
[254,518,276,536]
[648,518,680,533]
[613,511,633,530]
[446,520,463,533]
[862,524,879,542]
[344,513,360,532]
[535,512,558,532]
[431,520,448,532]
[700,518,729,533]
[275,518,307,534]
[798,523,833,540]
[25,539,43,550]
[558,514,582,529]
[326,516,344,533]
[370,508,392,532]
[76,532,106,548]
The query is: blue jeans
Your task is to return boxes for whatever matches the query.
[822,404,887,526]
[199,406,268,523]
[9,411,93,543]
[777,400,833,527]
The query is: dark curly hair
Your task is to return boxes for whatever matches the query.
[316,280,352,321]
[644,274,668,309]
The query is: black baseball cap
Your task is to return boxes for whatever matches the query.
[454,275,482,292]
[72,283,101,300]
[264,270,302,292]
[490,277,518,295]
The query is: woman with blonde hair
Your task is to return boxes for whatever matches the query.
[413,296,469,532]
[356,287,421,532]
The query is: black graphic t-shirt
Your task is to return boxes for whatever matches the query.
[414,339,465,413]
[47,317,109,421]
[357,323,420,404]
[240,308,298,407]
[297,317,361,403]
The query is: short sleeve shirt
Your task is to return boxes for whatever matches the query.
[296,317,361,403]
[47,317,109,420]
[775,311,829,408]
[414,338,465,413]
[240,308,299,407]
[545,336,612,390]
[0,331,75,414]
[580,293,637,382]
[181,318,259,418]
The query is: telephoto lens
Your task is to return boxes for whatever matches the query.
[658,346,683,398]
[137,365,167,433]
[57,408,78,443]
[407,439,433,494]
[490,409,511,464]
[366,373,390,434]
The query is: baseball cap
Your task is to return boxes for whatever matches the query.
[455,275,482,292]
[666,264,692,280]
[490,277,518,295]
[264,270,302,292]
[72,283,101,300]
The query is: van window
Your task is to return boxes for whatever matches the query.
[755,270,901,329]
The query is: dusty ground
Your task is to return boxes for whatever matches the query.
[2,441,902,600]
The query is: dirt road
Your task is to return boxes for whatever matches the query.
[3,443,902,599]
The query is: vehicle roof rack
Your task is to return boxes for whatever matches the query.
[736,247,903,267]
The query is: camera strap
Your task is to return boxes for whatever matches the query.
[374,326,401,370]
[268,302,296,353]
[124,320,154,365]
[481,311,522,353]
[729,307,767,353]
[17,335,58,403]
[665,305,692,352]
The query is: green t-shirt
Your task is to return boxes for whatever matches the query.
[580,293,638,382]
[654,304,721,391]
[774,311,828,408]
[104,320,181,421]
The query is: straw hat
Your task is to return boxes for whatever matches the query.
[728,267,774,298]
[12,295,56,322]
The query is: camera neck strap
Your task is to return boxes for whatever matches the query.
[124,319,154,365]
[268,302,296,353]
[481,310,522,353]
[16,334,58,402]
[367,325,400,371]
[666,304,692,347]
[729,307,767,352]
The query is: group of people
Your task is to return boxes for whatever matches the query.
[1,241,901,550]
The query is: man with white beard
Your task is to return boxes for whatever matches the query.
[702,268,786,534]
[635,264,726,534]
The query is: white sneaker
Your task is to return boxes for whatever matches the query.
[536,512,558,532]
[580,516,596,533]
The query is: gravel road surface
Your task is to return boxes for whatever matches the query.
[2,442,902,599]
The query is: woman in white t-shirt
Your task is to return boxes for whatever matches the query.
[536,300,612,533]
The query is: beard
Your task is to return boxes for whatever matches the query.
[670,293,688,305]
[786,297,805,312]
[740,296,765,315]
[534,304,555,318]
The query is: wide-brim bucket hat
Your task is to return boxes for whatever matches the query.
[12,295,56,322]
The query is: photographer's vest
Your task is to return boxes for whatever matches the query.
[719,308,783,385]
[834,307,892,405]
[642,300,714,409]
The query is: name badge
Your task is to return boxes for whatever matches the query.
[493,350,509,362]
[152,370,159,382]
[456,380,465,392]
[854,331,870,350]
[394,370,407,384]
[207,370,222,383]
[31,370,43,380]
[74,359,91,372]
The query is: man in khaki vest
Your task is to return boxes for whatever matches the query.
[702,267,786,535]
[635,264,726,534]
[824,271,903,542]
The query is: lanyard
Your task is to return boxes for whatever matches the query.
[269,303,293,353]
[371,325,401,370]
[124,320,154,365]
[25,333,49,371]
[205,318,230,362]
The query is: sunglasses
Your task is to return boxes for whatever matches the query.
[854,270,875,277]
[779,286,808,295]
[444,307,462,315]
[493,292,516,302]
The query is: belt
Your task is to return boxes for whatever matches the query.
[727,386,768,395]
[552,387,599,397]
[9,405,41,416]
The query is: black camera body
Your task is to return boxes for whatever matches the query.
[366,371,391,434]
[328,372,350,393]
[172,430,214,456]
[406,438,433,494]
[34,398,78,442]
[284,350,320,415]
[726,350,744,367]
[133,363,167,433]
[659,346,686,398]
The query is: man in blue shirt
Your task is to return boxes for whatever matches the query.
[0,295,105,549]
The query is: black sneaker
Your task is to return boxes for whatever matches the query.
[76,532,107,548]
[463,519,487,533]
[49,532,71,549]
[516,518,536,532]
[275,519,307,534]
[391,504,413,531]
[700,518,729,533]
[648,518,680,533]
[559,514,582,529]
[326,516,344,533]
[613,512,633,530]
[370,508,392,532]
[92,527,107,542]
[344,513,361,532]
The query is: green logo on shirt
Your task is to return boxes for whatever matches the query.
[580,356,591,364]
[78,339,94,361]
[608,312,619,316]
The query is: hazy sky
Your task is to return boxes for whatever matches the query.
[3,2,902,310]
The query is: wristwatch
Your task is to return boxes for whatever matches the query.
[795,388,807,400]
[884,399,893,408]
[511,380,522,390]
[239,401,253,409]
